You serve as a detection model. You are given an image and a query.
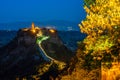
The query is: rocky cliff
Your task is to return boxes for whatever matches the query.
[0,23,74,79]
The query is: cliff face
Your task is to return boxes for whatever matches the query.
[0,25,73,79]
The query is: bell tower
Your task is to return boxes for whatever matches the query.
[31,22,35,30]
[31,22,36,33]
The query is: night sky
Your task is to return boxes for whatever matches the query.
[0,0,86,30]
[0,0,86,22]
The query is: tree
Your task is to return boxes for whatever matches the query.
[78,0,120,68]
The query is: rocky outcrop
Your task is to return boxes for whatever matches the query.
[0,24,74,79]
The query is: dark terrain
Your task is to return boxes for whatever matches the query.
[0,27,86,79]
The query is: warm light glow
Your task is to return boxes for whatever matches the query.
[31,29,36,33]
[37,31,43,37]
[32,22,35,30]
[22,28,29,31]
[49,29,55,33]
[31,22,36,33]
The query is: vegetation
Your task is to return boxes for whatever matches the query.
[58,0,120,80]
[79,0,120,68]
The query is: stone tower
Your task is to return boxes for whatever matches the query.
[31,22,35,30]
[30,22,36,33]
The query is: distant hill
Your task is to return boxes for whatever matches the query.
[0,20,80,31]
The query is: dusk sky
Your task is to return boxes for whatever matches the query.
[0,0,86,23]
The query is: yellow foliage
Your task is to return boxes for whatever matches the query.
[59,63,101,80]
[102,62,120,80]
[79,0,120,56]
[79,0,120,34]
